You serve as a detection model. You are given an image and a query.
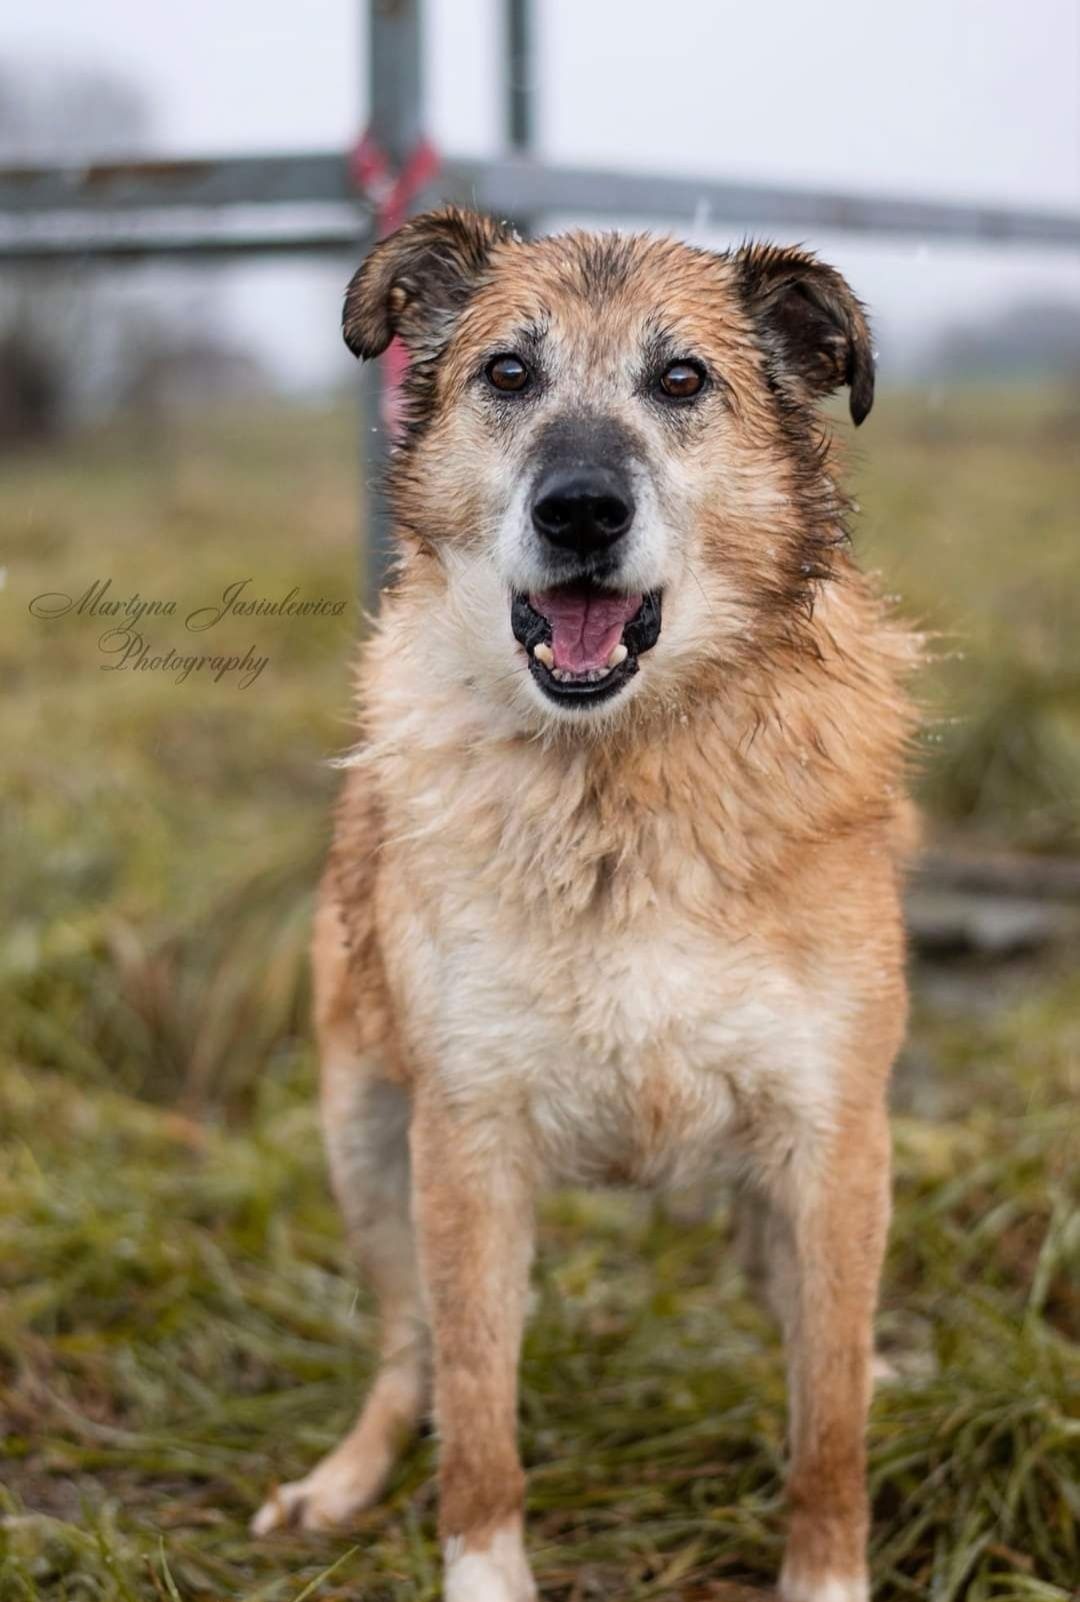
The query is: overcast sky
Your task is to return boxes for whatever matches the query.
[4,0,1078,387]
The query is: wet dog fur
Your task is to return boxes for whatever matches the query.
[252,208,919,1602]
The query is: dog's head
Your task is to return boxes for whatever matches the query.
[344,207,873,730]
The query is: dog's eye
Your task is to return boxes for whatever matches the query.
[658,360,706,400]
[486,354,530,393]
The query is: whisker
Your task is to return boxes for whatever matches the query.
[683,559,719,622]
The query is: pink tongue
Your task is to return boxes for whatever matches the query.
[529,586,642,673]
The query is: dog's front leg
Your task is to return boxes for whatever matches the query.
[411,1090,538,1602]
[776,1098,891,1602]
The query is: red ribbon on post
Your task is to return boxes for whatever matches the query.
[349,131,440,437]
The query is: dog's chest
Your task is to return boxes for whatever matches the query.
[409,869,839,1189]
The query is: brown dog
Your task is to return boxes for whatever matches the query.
[253,208,918,1602]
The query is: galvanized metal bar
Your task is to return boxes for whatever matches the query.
[0,152,352,212]
[2,153,1076,262]
[443,157,1080,248]
[358,0,425,607]
[0,212,369,262]
[3,153,1077,259]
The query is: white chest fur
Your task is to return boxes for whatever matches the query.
[393,868,843,1191]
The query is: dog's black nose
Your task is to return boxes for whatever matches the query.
[531,467,635,556]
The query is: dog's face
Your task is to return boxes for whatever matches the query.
[344,208,873,731]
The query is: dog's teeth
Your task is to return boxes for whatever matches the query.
[607,643,628,668]
[533,642,554,668]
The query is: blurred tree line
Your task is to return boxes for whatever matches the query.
[0,58,267,450]
[931,299,1080,382]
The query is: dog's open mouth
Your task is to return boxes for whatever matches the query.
[511,581,662,708]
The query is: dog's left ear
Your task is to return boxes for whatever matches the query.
[343,205,512,362]
[735,243,875,425]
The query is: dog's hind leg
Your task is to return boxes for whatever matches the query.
[734,1180,797,1334]
[735,1179,896,1383]
[252,896,428,1536]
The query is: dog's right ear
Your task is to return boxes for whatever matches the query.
[343,206,512,361]
[735,242,875,425]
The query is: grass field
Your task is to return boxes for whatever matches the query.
[1,390,1078,1600]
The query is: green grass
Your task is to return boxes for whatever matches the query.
[855,385,1080,850]
[1,986,1076,1600]
[1,390,1078,1599]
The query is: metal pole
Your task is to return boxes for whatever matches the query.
[506,0,533,154]
[359,0,424,607]
[504,0,535,240]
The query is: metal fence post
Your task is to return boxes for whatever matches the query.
[359,0,425,608]
[505,0,536,241]
[506,0,533,155]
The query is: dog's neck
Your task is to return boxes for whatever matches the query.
[351,567,917,918]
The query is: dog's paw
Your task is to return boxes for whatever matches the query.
[778,1567,869,1602]
[444,1523,537,1602]
[250,1455,385,1536]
